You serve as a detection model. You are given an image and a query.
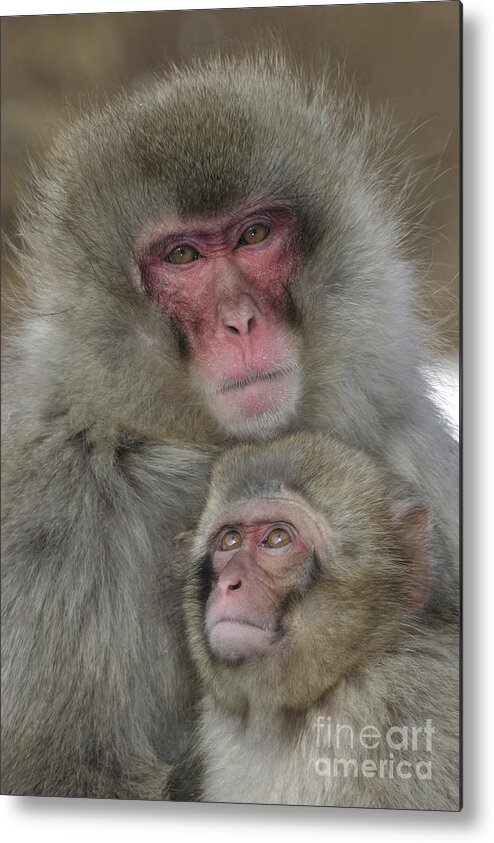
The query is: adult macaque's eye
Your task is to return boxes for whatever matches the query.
[219,529,243,551]
[166,245,200,265]
[264,527,292,549]
[238,223,270,246]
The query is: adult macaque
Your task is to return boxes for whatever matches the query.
[2,55,458,798]
[184,433,460,810]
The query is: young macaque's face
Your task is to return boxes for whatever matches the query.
[204,497,329,665]
[186,456,431,709]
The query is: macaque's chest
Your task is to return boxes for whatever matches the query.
[200,703,339,806]
[199,691,455,810]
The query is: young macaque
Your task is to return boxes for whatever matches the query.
[184,433,460,810]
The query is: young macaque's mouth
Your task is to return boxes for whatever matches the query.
[207,617,275,663]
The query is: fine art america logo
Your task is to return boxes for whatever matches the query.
[313,717,435,781]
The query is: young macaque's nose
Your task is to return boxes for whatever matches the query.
[214,553,249,596]
[218,565,243,594]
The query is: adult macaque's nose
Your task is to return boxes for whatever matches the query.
[220,295,258,337]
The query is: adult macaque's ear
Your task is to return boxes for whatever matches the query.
[391,501,432,612]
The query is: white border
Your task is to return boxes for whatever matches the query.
[2,0,445,15]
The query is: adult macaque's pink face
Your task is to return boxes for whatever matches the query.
[204,498,327,665]
[139,207,301,437]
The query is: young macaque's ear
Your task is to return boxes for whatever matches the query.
[391,502,432,612]
[169,530,197,577]
[174,530,195,551]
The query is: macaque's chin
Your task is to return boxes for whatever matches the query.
[208,620,274,665]
[203,370,301,440]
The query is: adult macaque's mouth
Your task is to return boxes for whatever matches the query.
[209,616,273,632]
[217,366,294,395]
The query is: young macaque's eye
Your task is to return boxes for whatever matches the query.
[237,223,270,247]
[166,245,200,265]
[219,529,243,551]
[263,527,292,549]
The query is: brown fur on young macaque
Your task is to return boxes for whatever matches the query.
[184,433,460,810]
[2,53,457,798]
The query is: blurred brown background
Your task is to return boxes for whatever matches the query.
[1,2,460,351]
